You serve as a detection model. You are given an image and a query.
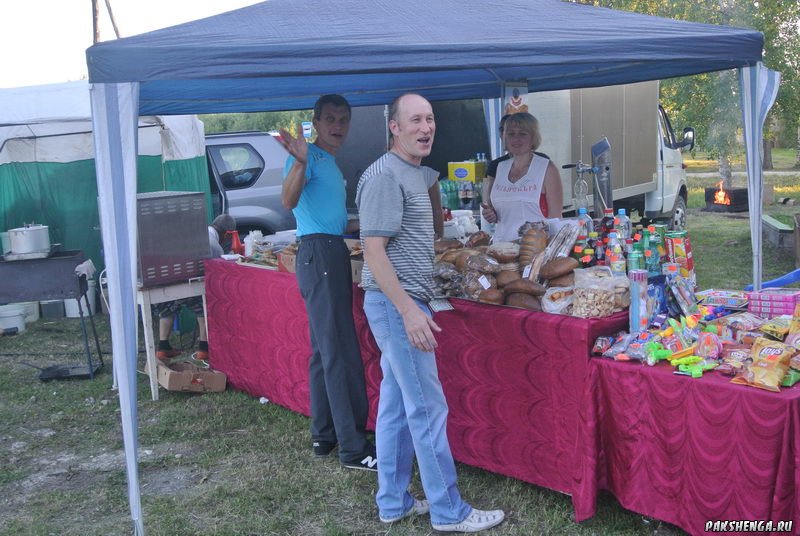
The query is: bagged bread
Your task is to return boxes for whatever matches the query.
[572,266,615,318]
[466,254,502,274]
[541,286,573,315]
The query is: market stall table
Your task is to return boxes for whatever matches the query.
[575,358,800,535]
[204,258,627,506]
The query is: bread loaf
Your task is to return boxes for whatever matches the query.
[478,288,505,305]
[503,278,546,296]
[441,248,462,264]
[548,272,575,288]
[465,231,491,248]
[434,239,463,254]
[466,254,502,274]
[539,256,579,280]
[495,270,522,287]
[486,242,520,263]
[505,292,542,311]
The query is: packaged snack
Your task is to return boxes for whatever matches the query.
[761,315,792,341]
[782,368,800,387]
[602,333,634,359]
[712,312,766,342]
[716,343,752,376]
[731,337,796,392]
[667,275,698,317]
[573,266,615,318]
[592,336,614,355]
[784,303,800,348]
[791,353,800,371]
[646,276,669,326]
[695,332,723,359]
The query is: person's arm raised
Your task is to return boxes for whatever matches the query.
[278,124,309,210]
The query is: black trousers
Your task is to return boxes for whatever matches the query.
[296,234,370,460]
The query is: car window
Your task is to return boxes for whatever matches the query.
[208,144,264,190]
[657,107,675,149]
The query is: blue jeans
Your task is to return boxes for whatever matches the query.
[363,290,471,525]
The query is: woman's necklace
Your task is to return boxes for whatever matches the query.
[508,154,533,183]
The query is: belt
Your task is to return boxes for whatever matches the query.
[298,233,342,244]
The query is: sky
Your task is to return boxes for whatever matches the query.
[0,0,261,88]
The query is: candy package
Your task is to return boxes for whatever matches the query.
[716,344,752,376]
[593,336,614,355]
[602,333,634,359]
[731,337,796,392]
[782,368,800,387]
[786,304,800,348]
[695,332,723,359]
[712,312,765,342]
[761,315,791,341]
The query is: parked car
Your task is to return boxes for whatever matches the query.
[205,131,295,235]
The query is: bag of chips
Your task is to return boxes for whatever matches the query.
[731,337,796,392]
[716,343,752,376]
[761,315,792,341]
[784,303,800,348]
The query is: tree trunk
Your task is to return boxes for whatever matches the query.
[719,154,733,187]
[795,125,800,169]
[763,138,773,170]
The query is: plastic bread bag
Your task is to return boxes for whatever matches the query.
[433,261,460,280]
[573,266,616,318]
[612,274,630,312]
[541,286,574,315]
[731,337,795,392]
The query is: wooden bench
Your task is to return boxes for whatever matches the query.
[762,214,794,250]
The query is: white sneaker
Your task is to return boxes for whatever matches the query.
[432,508,505,533]
[379,498,430,523]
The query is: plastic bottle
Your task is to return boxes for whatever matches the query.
[577,207,594,234]
[571,235,588,261]
[587,231,599,252]
[574,177,590,212]
[595,237,606,265]
[614,208,632,241]
[581,248,596,268]
[643,228,661,277]
[599,208,614,241]
[627,250,644,271]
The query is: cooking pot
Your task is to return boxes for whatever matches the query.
[8,224,51,254]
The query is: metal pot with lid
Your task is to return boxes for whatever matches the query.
[8,223,51,255]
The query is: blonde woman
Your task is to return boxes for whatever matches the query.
[481,112,562,242]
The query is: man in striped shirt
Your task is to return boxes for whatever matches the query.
[356,93,505,533]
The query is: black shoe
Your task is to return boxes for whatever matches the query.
[312,440,337,458]
[341,451,378,472]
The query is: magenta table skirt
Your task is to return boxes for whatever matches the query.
[204,259,627,512]
[576,358,800,535]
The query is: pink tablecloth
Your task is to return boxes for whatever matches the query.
[205,259,626,504]
[576,358,800,535]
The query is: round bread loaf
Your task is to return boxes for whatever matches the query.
[478,288,505,305]
[440,248,462,264]
[486,242,520,263]
[505,292,542,311]
[548,271,575,288]
[521,228,548,254]
[465,231,491,248]
[503,278,546,296]
[495,270,522,287]
[434,238,463,254]
[540,256,580,280]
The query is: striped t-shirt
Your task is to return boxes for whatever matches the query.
[356,152,438,302]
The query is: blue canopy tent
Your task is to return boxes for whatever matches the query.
[85,0,775,532]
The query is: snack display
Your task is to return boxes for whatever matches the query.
[731,337,794,392]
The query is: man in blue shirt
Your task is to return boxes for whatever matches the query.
[278,95,376,471]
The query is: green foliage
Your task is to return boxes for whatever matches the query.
[584,0,800,163]
[200,110,313,135]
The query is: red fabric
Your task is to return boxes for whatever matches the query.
[576,358,800,535]
[205,259,627,501]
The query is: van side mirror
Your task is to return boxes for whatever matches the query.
[677,127,695,151]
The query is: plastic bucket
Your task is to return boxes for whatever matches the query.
[0,305,26,333]
[19,301,39,323]
[64,280,97,318]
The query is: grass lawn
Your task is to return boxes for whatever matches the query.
[684,147,799,173]
[3,180,800,534]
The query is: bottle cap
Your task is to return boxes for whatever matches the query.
[618,208,627,215]
[604,208,613,215]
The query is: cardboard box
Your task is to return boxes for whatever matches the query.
[448,161,486,183]
[278,251,296,273]
[156,361,227,393]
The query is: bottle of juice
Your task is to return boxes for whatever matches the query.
[577,207,594,234]
[599,207,614,241]
[572,235,588,261]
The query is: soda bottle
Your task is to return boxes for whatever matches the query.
[581,248,596,268]
[600,208,614,240]
[614,208,632,241]
[627,250,644,271]
[609,243,627,276]
[571,235,588,261]
[648,225,666,265]
[595,237,606,265]
[587,231,599,251]
[643,228,661,277]
[577,207,594,234]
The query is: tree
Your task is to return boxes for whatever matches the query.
[200,110,313,135]
[583,0,800,181]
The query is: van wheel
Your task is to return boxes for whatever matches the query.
[669,196,687,231]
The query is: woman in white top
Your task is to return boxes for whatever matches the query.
[481,112,563,243]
